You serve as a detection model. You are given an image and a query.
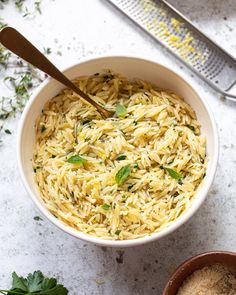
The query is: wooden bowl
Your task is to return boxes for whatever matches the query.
[162,251,236,295]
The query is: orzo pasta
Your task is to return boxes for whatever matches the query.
[33,71,207,240]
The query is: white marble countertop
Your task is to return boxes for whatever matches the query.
[0,1,236,294]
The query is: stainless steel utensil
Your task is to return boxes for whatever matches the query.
[107,0,236,100]
[0,27,113,118]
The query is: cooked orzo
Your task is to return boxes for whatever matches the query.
[33,71,207,240]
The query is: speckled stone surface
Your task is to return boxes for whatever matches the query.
[0,1,236,294]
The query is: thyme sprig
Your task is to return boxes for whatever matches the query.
[0,0,42,16]
[0,1,45,144]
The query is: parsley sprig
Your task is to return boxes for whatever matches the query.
[0,271,68,295]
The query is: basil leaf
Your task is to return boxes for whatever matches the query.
[67,155,87,165]
[101,203,110,211]
[164,167,183,181]
[115,164,131,185]
[115,104,127,118]
[116,155,126,161]
[115,230,121,235]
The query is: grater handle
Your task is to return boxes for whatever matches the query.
[222,82,236,101]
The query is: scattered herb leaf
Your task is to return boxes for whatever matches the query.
[82,120,90,125]
[43,47,51,55]
[116,154,126,161]
[34,0,42,14]
[34,216,43,221]
[40,125,46,133]
[115,230,121,235]
[115,104,127,118]
[115,164,131,185]
[67,155,87,165]
[186,125,195,132]
[4,129,11,134]
[164,167,183,181]
[127,184,134,191]
[101,203,110,211]
[178,179,183,185]
[133,163,138,169]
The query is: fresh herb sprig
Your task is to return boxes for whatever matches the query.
[0,0,42,16]
[0,2,44,145]
[0,271,68,295]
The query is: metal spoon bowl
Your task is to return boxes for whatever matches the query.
[0,27,113,118]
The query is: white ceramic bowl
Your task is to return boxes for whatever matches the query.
[17,56,218,247]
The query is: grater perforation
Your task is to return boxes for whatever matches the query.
[107,0,236,100]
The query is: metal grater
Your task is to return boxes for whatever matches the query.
[107,0,236,100]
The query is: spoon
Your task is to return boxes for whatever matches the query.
[0,27,113,118]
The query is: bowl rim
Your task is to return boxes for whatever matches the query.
[162,250,236,295]
[17,55,219,247]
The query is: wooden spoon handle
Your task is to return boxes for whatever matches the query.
[0,27,111,117]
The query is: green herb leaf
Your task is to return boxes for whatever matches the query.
[116,155,126,161]
[178,179,183,185]
[115,230,121,235]
[41,125,46,133]
[164,167,183,181]
[43,47,51,55]
[67,155,87,165]
[82,120,90,125]
[133,163,138,169]
[101,203,110,211]
[115,104,127,118]
[127,184,134,191]
[11,272,28,292]
[4,129,11,134]
[34,216,43,221]
[115,164,131,185]
[186,125,195,132]
[1,271,68,295]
